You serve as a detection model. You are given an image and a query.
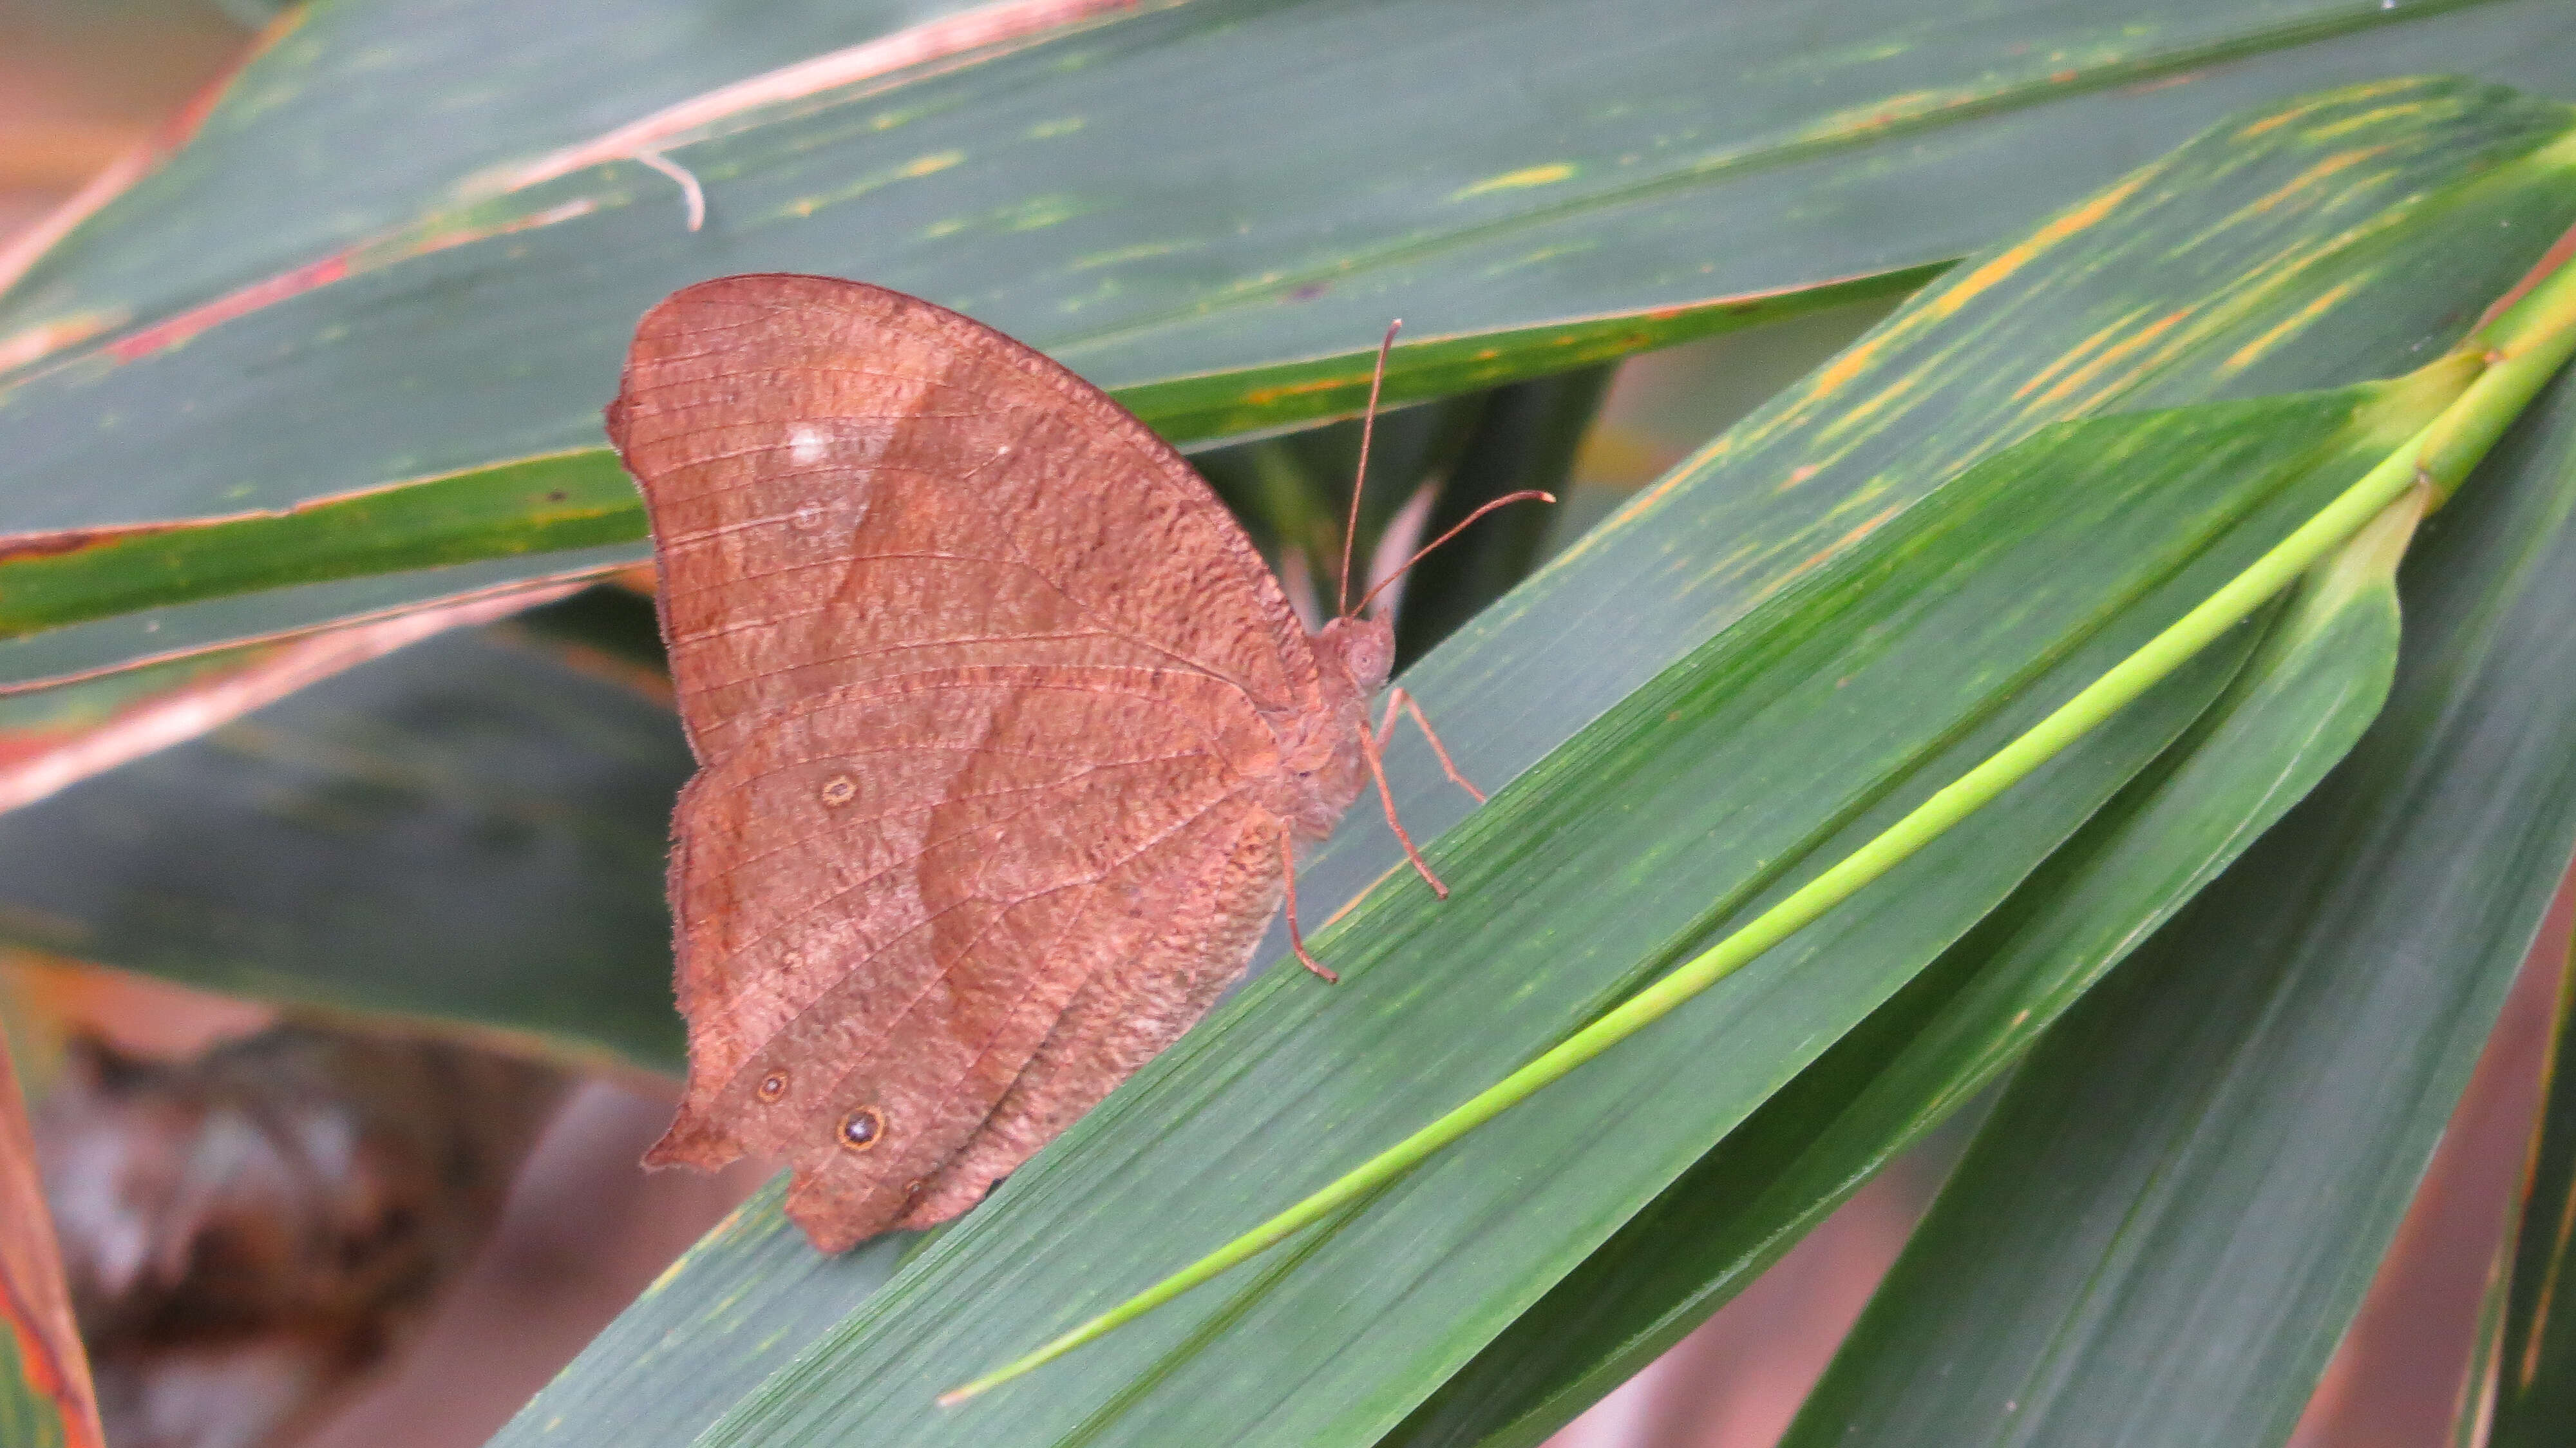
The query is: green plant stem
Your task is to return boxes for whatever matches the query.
[941,256,2576,1405]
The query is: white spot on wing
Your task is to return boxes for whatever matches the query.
[789,424,829,466]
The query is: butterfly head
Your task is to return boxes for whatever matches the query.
[1316,613,1394,699]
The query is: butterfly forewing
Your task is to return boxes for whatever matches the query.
[618,277,1313,761]
[610,275,1327,1248]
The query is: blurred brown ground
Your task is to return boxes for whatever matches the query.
[0,0,239,235]
[1,8,2568,1445]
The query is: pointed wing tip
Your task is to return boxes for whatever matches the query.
[640,1109,737,1171]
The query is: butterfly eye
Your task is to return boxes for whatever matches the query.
[838,1107,886,1151]
[755,1072,788,1103]
[819,775,857,806]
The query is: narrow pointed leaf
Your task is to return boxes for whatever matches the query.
[1387,485,2415,1448]
[1783,361,2576,1448]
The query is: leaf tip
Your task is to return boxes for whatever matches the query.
[937,1317,1113,1406]
[935,1361,1021,1407]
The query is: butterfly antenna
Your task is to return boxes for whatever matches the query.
[1338,319,1403,618]
[1354,490,1557,618]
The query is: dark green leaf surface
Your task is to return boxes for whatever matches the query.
[2484,910,2576,1444]
[489,83,2576,1447]
[0,0,992,345]
[1390,489,2409,1448]
[1783,363,2576,1448]
[1391,367,1615,670]
[0,609,692,1072]
[3,1,2573,685]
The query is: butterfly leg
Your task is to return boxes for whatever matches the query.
[1376,687,1484,803]
[1359,718,1450,899]
[1279,824,1340,983]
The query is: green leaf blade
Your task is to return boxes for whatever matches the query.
[0,0,1001,346]
[4,4,2573,685]
[1385,469,2417,1448]
[1783,359,2576,1448]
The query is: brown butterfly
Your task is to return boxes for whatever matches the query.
[606,275,1538,1251]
